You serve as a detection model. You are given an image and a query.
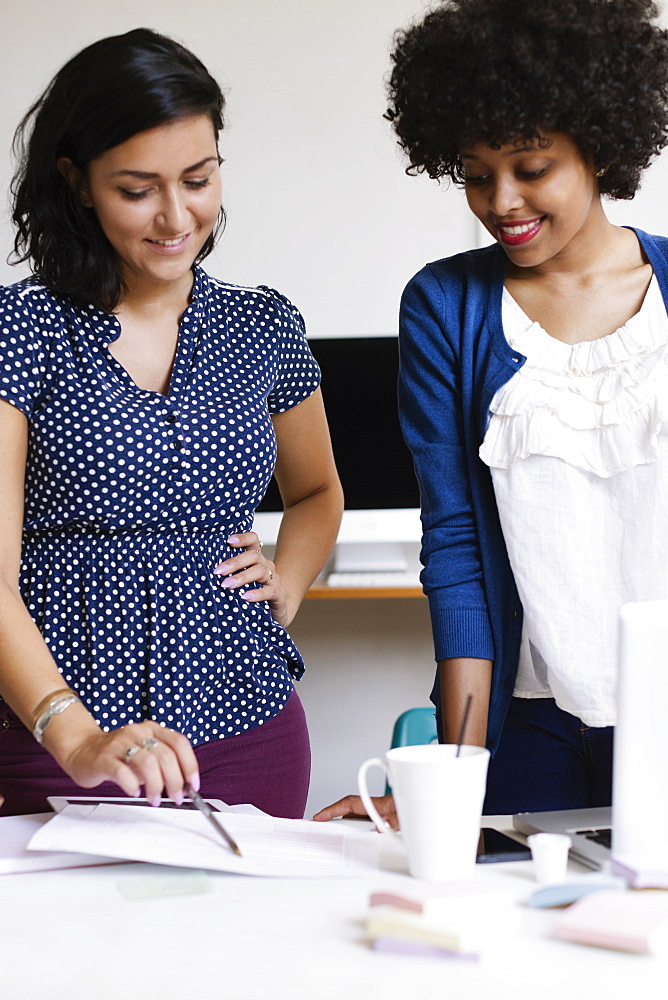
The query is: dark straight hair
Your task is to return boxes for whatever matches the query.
[10,28,226,311]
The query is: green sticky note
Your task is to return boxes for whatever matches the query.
[117,870,213,900]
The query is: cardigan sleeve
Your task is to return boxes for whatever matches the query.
[398,264,495,663]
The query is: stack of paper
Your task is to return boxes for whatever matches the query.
[26,803,381,878]
[0,813,118,875]
[366,880,521,960]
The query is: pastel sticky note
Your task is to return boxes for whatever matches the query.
[371,936,478,961]
[528,873,627,908]
[554,890,668,953]
[367,904,520,955]
[117,870,213,900]
[369,878,516,920]
[611,857,668,889]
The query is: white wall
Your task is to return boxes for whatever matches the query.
[4,0,667,336]
[292,598,435,817]
[0,0,475,337]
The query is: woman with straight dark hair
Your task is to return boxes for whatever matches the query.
[0,28,343,817]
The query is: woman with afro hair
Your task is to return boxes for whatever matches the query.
[316,0,668,823]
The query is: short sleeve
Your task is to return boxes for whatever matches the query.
[0,282,54,418]
[259,287,321,413]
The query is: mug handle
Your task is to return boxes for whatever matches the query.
[357,757,397,834]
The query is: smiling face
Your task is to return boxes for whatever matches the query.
[460,131,605,270]
[80,114,221,298]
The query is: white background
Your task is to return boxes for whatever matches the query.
[0,0,477,338]
[4,0,668,331]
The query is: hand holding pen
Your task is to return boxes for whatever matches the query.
[184,784,242,856]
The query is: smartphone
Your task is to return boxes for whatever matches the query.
[476,827,531,863]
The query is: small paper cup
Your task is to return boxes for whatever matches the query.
[527,832,571,884]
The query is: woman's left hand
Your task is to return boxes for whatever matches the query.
[214,532,288,626]
[312,792,399,830]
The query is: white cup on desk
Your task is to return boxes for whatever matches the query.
[357,743,490,882]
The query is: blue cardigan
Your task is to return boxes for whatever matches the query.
[398,228,668,754]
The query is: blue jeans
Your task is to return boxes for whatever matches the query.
[482,697,614,815]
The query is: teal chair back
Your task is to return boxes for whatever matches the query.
[386,707,438,792]
[390,707,438,749]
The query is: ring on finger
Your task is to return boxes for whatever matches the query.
[124,745,140,763]
[267,570,274,582]
[141,737,159,751]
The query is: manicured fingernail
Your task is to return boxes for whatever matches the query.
[189,772,200,793]
[149,795,161,808]
[130,787,141,798]
[173,790,184,807]
[222,577,237,588]
[227,535,239,545]
[214,562,229,575]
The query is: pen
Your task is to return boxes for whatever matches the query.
[184,784,243,856]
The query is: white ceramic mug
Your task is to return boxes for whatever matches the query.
[358,743,490,881]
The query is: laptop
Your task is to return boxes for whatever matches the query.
[513,600,668,873]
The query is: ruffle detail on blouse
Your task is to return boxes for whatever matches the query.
[479,280,668,478]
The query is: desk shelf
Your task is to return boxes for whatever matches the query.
[305,585,424,600]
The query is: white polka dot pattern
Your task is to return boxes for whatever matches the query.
[0,268,320,745]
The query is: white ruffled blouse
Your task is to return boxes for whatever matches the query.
[479,278,668,726]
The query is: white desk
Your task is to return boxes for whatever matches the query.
[1,816,665,999]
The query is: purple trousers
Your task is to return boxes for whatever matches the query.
[0,688,311,818]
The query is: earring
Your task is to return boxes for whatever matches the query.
[596,167,607,178]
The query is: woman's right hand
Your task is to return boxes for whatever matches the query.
[47,718,200,806]
[312,792,399,830]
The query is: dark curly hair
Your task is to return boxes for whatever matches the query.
[10,28,225,311]
[386,0,668,199]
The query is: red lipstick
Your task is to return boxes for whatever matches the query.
[496,217,544,246]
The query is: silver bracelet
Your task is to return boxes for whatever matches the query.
[32,693,81,744]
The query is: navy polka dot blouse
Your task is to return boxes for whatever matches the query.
[0,268,320,746]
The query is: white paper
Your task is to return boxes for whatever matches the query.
[0,813,118,875]
[28,804,381,877]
